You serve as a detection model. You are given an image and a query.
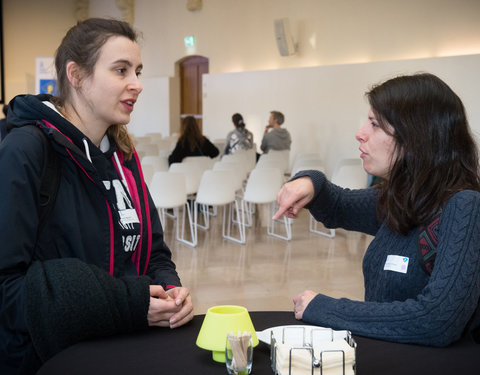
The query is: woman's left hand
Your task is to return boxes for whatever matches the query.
[166,287,194,328]
[292,290,318,320]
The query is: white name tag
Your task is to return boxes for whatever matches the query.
[119,208,139,225]
[384,255,409,274]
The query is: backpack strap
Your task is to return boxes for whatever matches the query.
[32,124,61,234]
[417,210,442,275]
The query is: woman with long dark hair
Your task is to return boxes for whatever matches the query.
[168,115,219,165]
[274,73,480,347]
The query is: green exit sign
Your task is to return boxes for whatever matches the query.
[184,36,195,47]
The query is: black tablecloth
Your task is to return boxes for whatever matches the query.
[37,311,479,374]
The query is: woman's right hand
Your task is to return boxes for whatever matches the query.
[273,176,315,220]
[147,285,179,327]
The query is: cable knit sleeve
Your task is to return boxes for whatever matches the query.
[291,170,381,235]
[302,190,480,347]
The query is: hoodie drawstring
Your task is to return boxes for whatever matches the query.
[113,151,131,196]
[82,138,92,163]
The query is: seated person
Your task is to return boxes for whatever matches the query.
[168,116,219,165]
[274,73,480,347]
[224,113,254,155]
[260,110,291,153]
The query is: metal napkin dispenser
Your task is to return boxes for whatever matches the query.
[269,326,357,375]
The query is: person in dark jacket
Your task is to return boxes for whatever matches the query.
[168,115,219,165]
[0,18,193,375]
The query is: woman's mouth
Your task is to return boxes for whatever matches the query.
[121,99,135,112]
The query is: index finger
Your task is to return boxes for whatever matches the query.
[272,186,298,220]
[167,287,190,305]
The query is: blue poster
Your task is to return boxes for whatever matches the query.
[39,79,58,95]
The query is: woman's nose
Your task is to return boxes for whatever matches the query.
[356,125,367,143]
[129,75,143,94]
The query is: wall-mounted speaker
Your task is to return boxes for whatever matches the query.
[274,18,296,56]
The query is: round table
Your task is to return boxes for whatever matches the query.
[37,311,479,374]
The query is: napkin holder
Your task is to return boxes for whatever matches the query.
[269,326,357,375]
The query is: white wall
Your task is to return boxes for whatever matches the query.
[136,0,480,77]
[3,0,480,144]
[203,54,480,176]
[128,77,170,136]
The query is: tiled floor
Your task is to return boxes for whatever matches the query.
[163,205,373,315]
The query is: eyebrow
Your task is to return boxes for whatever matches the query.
[113,59,143,70]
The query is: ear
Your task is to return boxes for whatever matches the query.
[66,61,83,89]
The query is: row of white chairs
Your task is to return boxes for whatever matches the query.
[147,153,291,247]
[145,151,368,246]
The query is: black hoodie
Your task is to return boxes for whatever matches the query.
[0,94,181,374]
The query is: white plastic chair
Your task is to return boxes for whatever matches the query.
[255,157,286,174]
[262,149,290,174]
[135,143,159,157]
[149,171,196,247]
[194,169,245,245]
[156,139,176,153]
[242,167,291,240]
[310,158,367,238]
[183,156,216,174]
[221,152,249,172]
[145,132,163,141]
[291,159,325,176]
[141,155,169,172]
[141,164,155,186]
[168,162,203,197]
[213,161,246,194]
[291,153,324,176]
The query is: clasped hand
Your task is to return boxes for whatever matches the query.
[148,285,194,329]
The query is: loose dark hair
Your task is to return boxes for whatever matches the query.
[53,18,140,159]
[179,116,204,152]
[368,73,480,235]
[271,111,284,125]
[232,113,245,128]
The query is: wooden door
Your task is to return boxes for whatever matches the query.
[180,56,209,130]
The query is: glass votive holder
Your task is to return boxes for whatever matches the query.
[225,332,253,375]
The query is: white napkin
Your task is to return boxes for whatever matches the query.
[275,339,355,375]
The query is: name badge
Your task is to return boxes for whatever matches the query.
[384,255,409,274]
[119,208,140,225]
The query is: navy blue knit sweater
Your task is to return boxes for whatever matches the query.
[298,170,480,347]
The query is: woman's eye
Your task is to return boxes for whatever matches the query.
[116,68,127,74]
[136,71,142,77]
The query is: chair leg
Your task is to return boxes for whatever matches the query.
[195,203,210,230]
[222,201,246,244]
[243,200,253,227]
[233,197,251,227]
[159,208,166,228]
[309,213,335,238]
[176,203,196,247]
